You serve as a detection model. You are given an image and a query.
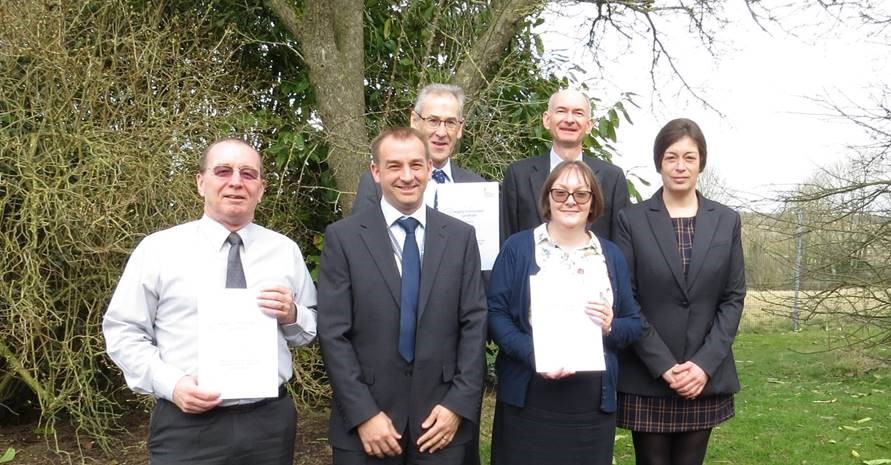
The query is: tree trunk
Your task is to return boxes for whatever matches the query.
[267,0,543,213]
[454,0,544,108]
[265,0,368,213]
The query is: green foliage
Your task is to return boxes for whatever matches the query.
[0,0,333,448]
[0,0,638,453]
[360,0,635,180]
[0,448,14,464]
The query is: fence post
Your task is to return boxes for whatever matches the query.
[792,209,804,331]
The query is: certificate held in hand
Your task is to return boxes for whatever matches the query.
[197,289,278,399]
[529,270,607,373]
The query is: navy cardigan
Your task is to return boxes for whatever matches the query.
[487,229,641,412]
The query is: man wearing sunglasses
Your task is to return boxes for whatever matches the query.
[501,88,630,242]
[353,83,486,215]
[103,138,318,464]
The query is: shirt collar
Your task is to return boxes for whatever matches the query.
[549,148,583,172]
[380,198,427,229]
[533,222,599,251]
[198,215,257,251]
[433,158,454,183]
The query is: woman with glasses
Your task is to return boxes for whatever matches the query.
[487,160,641,465]
[615,118,746,465]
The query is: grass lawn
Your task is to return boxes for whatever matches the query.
[480,297,891,465]
[616,329,891,465]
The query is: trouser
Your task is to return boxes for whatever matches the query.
[149,391,296,465]
[333,443,466,465]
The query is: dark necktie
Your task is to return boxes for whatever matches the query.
[432,169,447,209]
[432,169,448,184]
[226,232,247,288]
[396,217,421,363]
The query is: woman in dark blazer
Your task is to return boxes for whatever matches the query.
[488,160,641,465]
[615,118,746,465]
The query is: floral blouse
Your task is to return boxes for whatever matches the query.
[532,223,613,307]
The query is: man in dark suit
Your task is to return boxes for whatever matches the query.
[319,127,488,465]
[353,83,485,215]
[501,89,630,241]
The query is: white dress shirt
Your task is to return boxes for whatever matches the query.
[102,215,317,402]
[424,158,454,208]
[380,198,427,275]
[549,148,584,172]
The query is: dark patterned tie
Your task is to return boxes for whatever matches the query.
[395,217,421,363]
[225,232,246,288]
[432,169,448,209]
[432,169,448,184]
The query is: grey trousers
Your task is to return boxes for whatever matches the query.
[149,394,296,465]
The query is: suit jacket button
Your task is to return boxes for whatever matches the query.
[681,300,690,307]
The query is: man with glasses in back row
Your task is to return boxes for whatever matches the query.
[103,138,318,464]
[354,83,486,215]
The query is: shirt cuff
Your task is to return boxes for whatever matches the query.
[150,359,187,401]
[281,304,316,338]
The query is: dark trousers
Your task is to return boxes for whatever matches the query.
[149,395,296,465]
[332,439,466,465]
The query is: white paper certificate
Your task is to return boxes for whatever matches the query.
[529,271,606,373]
[435,182,499,270]
[197,289,278,399]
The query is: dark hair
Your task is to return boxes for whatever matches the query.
[199,137,263,177]
[653,118,707,172]
[538,160,604,224]
[371,127,428,164]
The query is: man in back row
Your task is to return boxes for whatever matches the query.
[502,88,630,241]
[353,83,485,215]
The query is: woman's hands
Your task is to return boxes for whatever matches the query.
[584,300,613,336]
[662,362,709,399]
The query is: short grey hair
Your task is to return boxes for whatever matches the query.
[414,83,466,118]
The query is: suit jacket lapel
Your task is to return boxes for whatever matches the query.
[526,155,550,223]
[418,208,447,320]
[358,208,401,306]
[583,155,603,177]
[452,166,469,183]
[686,194,718,290]
[645,192,688,295]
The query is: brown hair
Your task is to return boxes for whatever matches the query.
[538,160,604,224]
[653,118,707,172]
[371,127,429,164]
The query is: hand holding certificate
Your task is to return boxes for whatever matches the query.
[197,289,278,399]
[434,182,499,270]
[529,269,610,373]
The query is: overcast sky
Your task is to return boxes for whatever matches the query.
[537,2,890,209]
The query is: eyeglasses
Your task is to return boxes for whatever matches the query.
[209,165,261,181]
[414,112,463,131]
[549,189,593,204]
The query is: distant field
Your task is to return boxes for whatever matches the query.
[740,290,798,331]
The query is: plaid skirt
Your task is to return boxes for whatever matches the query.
[616,393,734,433]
